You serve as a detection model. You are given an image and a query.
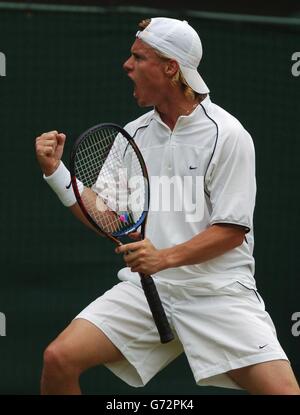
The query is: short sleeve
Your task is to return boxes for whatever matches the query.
[206,125,256,232]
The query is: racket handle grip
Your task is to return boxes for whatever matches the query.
[140,274,174,344]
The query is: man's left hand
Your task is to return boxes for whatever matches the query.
[115,238,165,275]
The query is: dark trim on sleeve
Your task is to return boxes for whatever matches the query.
[210,221,250,233]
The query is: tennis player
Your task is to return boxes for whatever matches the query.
[35,17,299,394]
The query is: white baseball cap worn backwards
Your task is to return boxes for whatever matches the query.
[136,17,209,94]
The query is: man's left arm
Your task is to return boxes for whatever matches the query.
[116,224,246,275]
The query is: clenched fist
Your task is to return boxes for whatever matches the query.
[35,130,66,176]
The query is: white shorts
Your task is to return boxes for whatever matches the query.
[75,279,288,390]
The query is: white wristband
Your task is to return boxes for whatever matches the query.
[43,161,84,207]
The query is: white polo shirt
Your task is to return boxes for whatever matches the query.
[119,96,257,292]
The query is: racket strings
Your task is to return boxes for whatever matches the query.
[74,126,146,235]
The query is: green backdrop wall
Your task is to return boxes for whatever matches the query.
[0,4,299,394]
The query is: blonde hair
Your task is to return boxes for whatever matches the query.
[138,19,203,101]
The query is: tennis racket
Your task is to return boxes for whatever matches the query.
[69,123,174,344]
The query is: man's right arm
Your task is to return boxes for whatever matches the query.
[35,130,93,229]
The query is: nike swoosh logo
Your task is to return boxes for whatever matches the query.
[189,166,197,170]
[66,181,72,189]
[259,344,268,349]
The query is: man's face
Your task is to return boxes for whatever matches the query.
[123,39,168,107]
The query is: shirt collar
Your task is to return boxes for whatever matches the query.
[152,94,211,131]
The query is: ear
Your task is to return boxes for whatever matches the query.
[164,59,179,78]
